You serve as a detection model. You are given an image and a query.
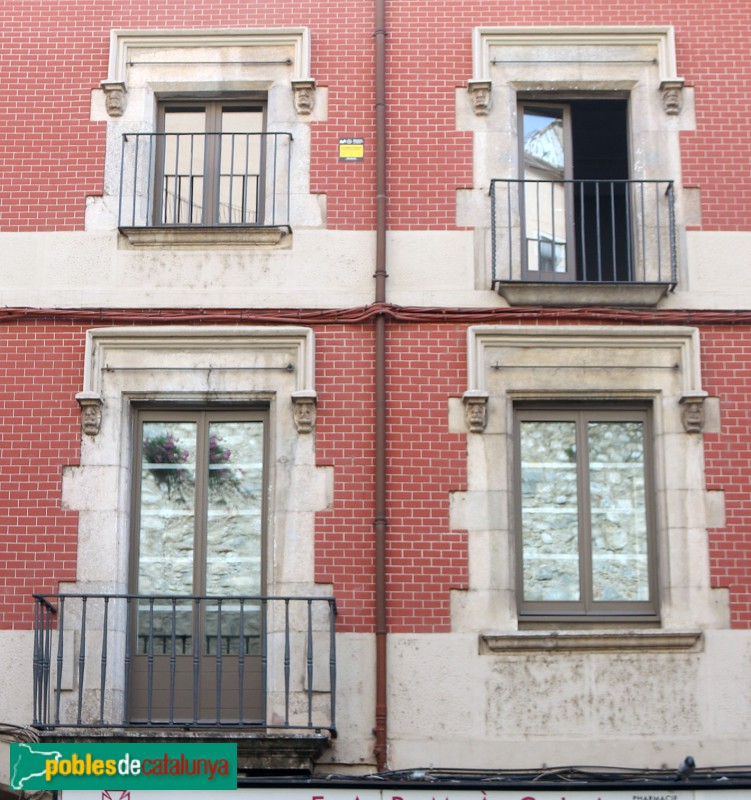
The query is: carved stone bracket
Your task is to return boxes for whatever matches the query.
[292,390,317,433]
[76,391,104,437]
[463,390,488,433]
[467,79,492,116]
[100,81,128,117]
[660,79,684,115]
[291,79,316,115]
[680,391,707,433]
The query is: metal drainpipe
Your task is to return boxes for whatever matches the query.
[373,0,389,773]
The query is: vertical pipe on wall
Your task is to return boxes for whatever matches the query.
[373,0,389,773]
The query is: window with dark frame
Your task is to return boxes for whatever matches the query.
[155,99,266,226]
[513,404,658,621]
[129,407,268,723]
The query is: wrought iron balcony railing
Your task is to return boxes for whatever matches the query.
[32,593,336,731]
[490,178,677,289]
[118,131,293,229]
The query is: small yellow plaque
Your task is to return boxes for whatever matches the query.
[339,138,364,161]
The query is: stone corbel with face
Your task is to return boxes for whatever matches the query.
[101,81,128,117]
[660,79,684,116]
[467,80,492,116]
[291,79,316,115]
[463,390,489,433]
[76,392,104,437]
[679,391,707,433]
[292,390,317,433]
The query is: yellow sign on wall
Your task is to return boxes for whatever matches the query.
[339,138,364,160]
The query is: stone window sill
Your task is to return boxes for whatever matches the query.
[480,629,703,654]
[119,226,291,250]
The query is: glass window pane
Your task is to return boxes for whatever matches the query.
[520,420,580,601]
[588,421,650,601]
[523,107,568,273]
[137,421,197,649]
[162,109,206,223]
[218,109,264,224]
[524,108,565,175]
[204,420,265,654]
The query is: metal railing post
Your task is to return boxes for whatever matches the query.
[99,597,109,725]
[306,599,314,728]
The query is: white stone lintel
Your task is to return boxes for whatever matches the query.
[106,28,314,84]
[471,26,684,84]
[82,326,316,397]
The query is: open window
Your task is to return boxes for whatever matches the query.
[520,99,632,282]
[464,26,691,305]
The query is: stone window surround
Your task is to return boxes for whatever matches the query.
[457,26,698,297]
[88,28,326,239]
[61,326,333,721]
[66,324,328,592]
[449,325,729,652]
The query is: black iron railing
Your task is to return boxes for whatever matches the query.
[32,593,336,731]
[118,131,293,228]
[490,178,677,288]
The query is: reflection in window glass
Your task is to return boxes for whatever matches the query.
[134,413,265,655]
[522,106,568,274]
[520,420,580,601]
[588,421,649,602]
[516,407,655,617]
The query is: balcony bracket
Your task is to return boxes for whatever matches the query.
[36,729,332,775]
[494,281,672,308]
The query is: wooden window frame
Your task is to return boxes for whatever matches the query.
[513,402,659,622]
[128,406,270,723]
[154,97,267,227]
[129,406,269,599]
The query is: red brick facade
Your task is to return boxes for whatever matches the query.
[2,318,751,630]
[2,2,749,231]
[701,326,751,627]
[1,2,751,634]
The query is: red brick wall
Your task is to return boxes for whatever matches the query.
[701,326,751,628]
[314,325,378,630]
[0,323,84,627]
[2,319,751,631]
[314,324,469,634]
[1,1,748,231]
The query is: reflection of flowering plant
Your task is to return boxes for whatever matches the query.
[143,431,241,500]
[143,433,190,496]
[208,434,238,490]
[144,433,189,466]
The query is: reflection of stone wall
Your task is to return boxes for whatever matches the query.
[137,421,265,648]
[521,420,648,602]
[135,601,263,655]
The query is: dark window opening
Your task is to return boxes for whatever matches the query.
[521,98,634,282]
